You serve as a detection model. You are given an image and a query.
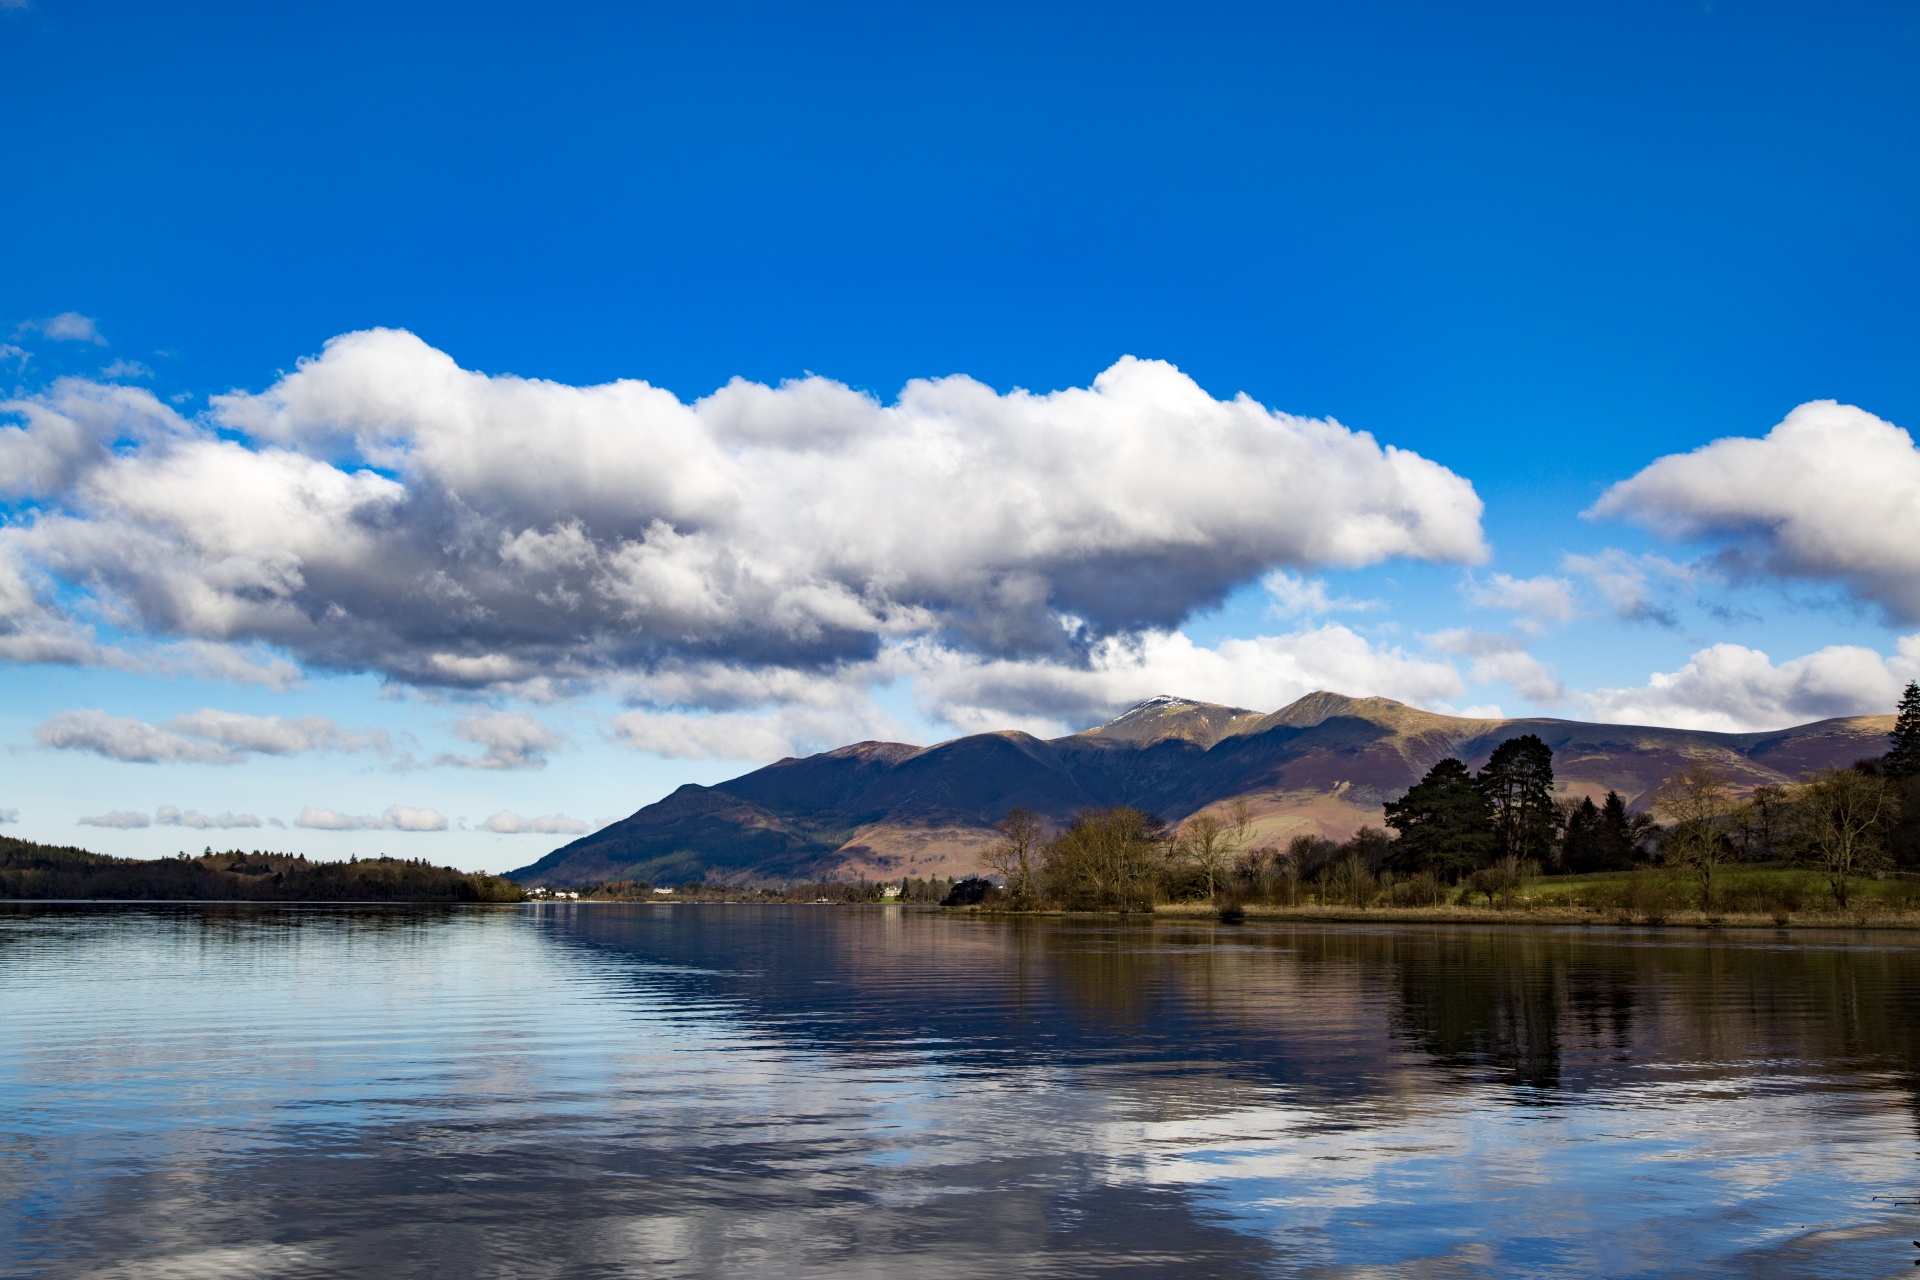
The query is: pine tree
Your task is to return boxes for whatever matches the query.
[1887,681,1920,779]
[1477,735,1557,863]
[1560,796,1602,873]
[1594,790,1645,870]
[1383,758,1497,878]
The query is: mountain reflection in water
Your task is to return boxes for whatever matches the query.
[3,905,1918,1278]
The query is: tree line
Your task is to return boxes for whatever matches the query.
[0,839,524,902]
[972,681,1920,912]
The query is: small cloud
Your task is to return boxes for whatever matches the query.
[100,359,153,380]
[79,810,152,829]
[0,343,28,368]
[295,804,448,832]
[432,712,562,770]
[1561,550,1694,627]
[1424,629,1566,704]
[38,712,238,764]
[481,809,591,834]
[0,808,18,824]
[1262,571,1377,619]
[156,806,262,830]
[1462,572,1577,626]
[18,312,107,344]
[34,708,385,765]
[385,804,447,831]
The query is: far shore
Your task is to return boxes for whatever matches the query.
[521,895,1920,933]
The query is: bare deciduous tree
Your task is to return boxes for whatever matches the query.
[1039,807,1169,911]
[1175,799,1252,901]
[1653,763,1738,911]
[980,807,1044,904]
[1794,767,1891,909]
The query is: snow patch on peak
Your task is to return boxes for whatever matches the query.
[1111,694,1188,719]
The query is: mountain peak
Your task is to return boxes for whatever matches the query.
[1075,695,1262,749]
[1259,690,1513,736]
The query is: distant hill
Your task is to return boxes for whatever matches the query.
[0,837,524,901]
[510,692,1895,888]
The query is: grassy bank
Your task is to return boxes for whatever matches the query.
[975,866,1920,930]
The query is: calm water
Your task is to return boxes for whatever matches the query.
[4,906,1920,1278]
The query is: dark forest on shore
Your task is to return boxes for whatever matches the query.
[0,837,523,902]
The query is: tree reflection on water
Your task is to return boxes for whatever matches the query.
[6,904,1920,1278]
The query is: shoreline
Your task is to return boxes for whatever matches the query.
[972,900,1920,931]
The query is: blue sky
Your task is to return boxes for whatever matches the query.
[3,0,1918,871]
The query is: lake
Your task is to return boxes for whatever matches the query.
[3,904,1918,1278]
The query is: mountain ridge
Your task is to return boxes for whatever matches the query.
[511,692,1896,887]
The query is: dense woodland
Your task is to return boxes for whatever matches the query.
[0,838,524,902]
[965,682,1920,915]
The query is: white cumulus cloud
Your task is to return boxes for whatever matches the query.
[34,708,387,764]
[0,330,1486,700]
[294,804,448,832]
[481,810,592,835]
[434,712,560,771]
[17,313,106,344]
[902,624,1468,739]
[1592,400,1920,621]
[1582,635,1920,733]
[78,810,151,829]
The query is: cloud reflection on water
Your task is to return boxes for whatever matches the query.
[3,905,1918,1278]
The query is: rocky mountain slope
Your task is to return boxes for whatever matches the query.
[511,692,1895,887]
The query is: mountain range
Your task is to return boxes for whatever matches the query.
[510,692,1895,887]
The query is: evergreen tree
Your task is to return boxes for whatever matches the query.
[1593,790,1643,870]
[1560,796,1602,873]
[1888,681,1920,779]
[1383,758,1497,878]
[1477,734,1557,863]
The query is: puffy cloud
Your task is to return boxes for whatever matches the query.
[78,810,151,829]
[17,313,106,344]
[295,804,447,832]
[156,806,262,829]
[34,708,386,764]
[436,712,560,771]
[1582,635,1920,733]
[99,360,152,380]
[38,711,239,764]
[1592,401,1920,621]
[0,808,18,824]
[481,810,592,835]
[1,330,1486,697]
[1423,629,1565,704]
[903,624,1467,739]
[1462,572,1576,625]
